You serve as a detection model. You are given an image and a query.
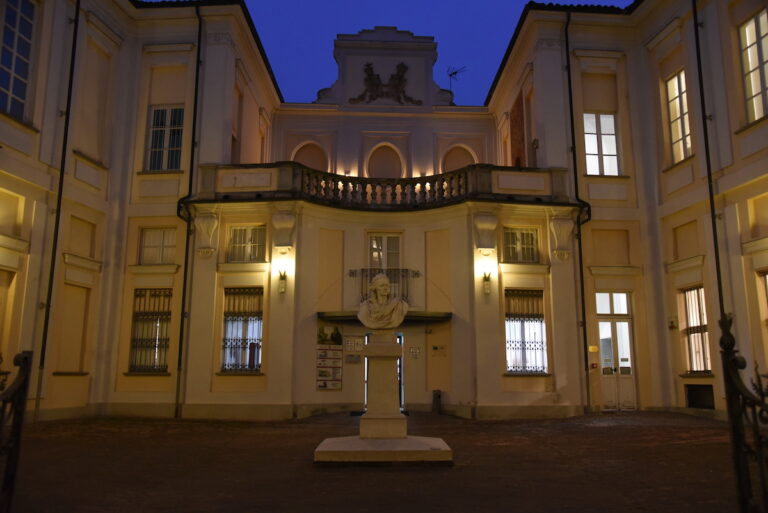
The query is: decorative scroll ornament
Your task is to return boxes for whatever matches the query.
[474,214,498,253]
[550,217,574,261]
[194,212,219,257]
[357,273,409,330]
[272,211,296,252]
[349,62,422,105]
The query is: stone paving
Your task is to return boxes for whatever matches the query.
[13,411,737,512]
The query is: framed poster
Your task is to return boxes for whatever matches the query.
[316,344,343,390]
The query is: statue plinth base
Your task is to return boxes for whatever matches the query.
[314,331,452,464]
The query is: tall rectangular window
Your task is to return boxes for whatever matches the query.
[666,71,692,164]
[129,288,172,373]
[583,113,619,175]
[505,289,547,373]
[368,233,400,269]
[740,9,768,123]
[682,286,710,373]
[140,227,176,265]
[227,226,266,263]
[503,228,538,263]
[147,105,184,171]
[222,288,263,373]
[0,0,35,119]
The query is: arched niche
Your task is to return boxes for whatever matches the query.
[292,143,328,172]
[442,145,476,173]
[367,145,403,179]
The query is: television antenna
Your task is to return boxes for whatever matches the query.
[446,66,466,93]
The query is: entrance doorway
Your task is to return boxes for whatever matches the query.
[364,334,404,411]
[596,292,636,411]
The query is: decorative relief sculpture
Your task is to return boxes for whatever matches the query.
[349,62,422,105]
[357,273,409,330]
[194,211,219,257]
[550,216,575,261]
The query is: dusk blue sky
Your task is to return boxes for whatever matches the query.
[245,0,635,105]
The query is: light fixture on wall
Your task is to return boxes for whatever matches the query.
[278,271,287,294]
[483,272,491,295]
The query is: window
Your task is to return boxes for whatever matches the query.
[222,288,263,373]
[503,228,538,263]
[129,288,172,373]
[740,9,768,123]
[505,289,547,373]
[227,226,266,263]
[139,228,176,265]
[368,233,400,269]
[583,113,619,176]
[147,105,184,171]
[666,71,692,164]
[596,292,633,378]
[682,286,710,373]
[0,0,35,119]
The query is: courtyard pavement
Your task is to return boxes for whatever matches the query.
[13,411,738,513]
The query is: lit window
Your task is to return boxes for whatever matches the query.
[227,226,266,263]
[0,0,35,119]
[147,105,184,171]
[740,9,768,123]
[505,289,547,373]
[595,293,633,380]
[682,287,710,373]
[368,233,400,269]
[221,288,263,373]
[666,71,692,164]
[139,228,176,265]
[503,228,538,263]
[583,113,619,176]
[129,288,172,373]
[595,292,628,315]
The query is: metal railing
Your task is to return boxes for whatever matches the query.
[349,268,420,304]
[0,352,33,513]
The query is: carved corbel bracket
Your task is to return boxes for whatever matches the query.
[273,211,296,252]
[550,217,575,261]
[194,211,219,257]
[474,214,498,254]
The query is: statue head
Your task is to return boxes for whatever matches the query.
[368,273,391,300]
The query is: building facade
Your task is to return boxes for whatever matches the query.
[0,0,766,420]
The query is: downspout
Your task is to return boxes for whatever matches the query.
[173,6,203,419]
[564,11,593,412]
[691,1,749,509]
[33,0,82,422]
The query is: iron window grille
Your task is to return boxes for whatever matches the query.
[740,9,768,123]
[505,289,547,373]
[583,113,619,176]
[666,71,692,164]
[147,105,184,171]
[222,287,263,373]
[227,226,266,263]
[682,286,711,373]
[129,288,172,373]
[503,228,538,264]
[0,0,35,120]
[139,227,176,265]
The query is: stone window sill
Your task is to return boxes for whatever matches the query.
[123,371,171,377]
[216,371,264,376]
[679,372,714,378]
[503,372,551,378]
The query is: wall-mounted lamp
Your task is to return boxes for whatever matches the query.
[483,272,491,295]
[667,318,678,330]
[278,271,287,294]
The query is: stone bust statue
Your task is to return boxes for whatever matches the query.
[357,273,408,330]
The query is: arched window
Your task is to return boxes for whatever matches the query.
[442,146,475,173]
[293,143,328,172]
[367,145,403,179]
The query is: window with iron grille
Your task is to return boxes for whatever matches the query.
[583,113,619,176]
[740,9,768,123]
[227,226,266,262]
[222,288,263,373]
[0,0,35,120]
[505,289,547,373]
[139,227,176,265]
[682,286,710,373]
[129,288,172,373]
[666,71,692,164]
[147,105,184,171]
[503,228,538,263]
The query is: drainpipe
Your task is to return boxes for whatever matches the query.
[33,0,81,422]
[173,6,203,419]
[691,1,749,509]
[564,11,593,412]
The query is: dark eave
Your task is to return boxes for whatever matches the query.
[129,0,284,102]
[484,0,644,106]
